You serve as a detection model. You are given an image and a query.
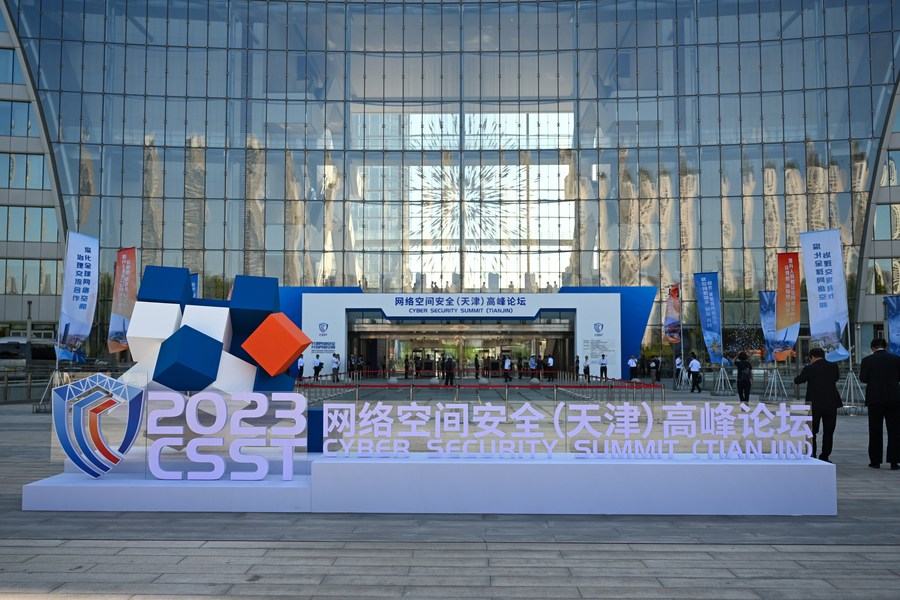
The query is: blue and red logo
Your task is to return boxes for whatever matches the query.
[52,373,145,478]
[594,322,604,334]
[318,322,329,334]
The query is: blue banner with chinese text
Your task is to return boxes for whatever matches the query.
[693,272,723,363]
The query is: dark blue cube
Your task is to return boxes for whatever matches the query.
[229,275,280,333]
[153,326,223,391]
[253,371,295,392]
[137,266,193,307]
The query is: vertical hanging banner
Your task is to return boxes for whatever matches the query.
[107,248,137,353]
[759,291,777,363]
[663,284,681,344]
[58,232,99,349]
[800,228,850,361]
[885,296,900,355]
[693,272,723,363]
[774,252,801,360]
[190,273,199,298]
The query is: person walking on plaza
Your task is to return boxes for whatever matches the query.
[689,352,702,393]
[793,347,842,463]
[628,354,638,380]
[654,355,663,382]
[859,337,900,469]
[673,355,683,389]
[734,351,753,404]
[599,354,608,381]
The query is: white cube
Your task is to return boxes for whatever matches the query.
[208,351,258,394]
[126,301,182,362]
[181,305,233,350]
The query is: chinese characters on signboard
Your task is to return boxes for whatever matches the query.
[323,401,812,461]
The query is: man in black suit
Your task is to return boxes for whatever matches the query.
[793,348,842,462]
[859,337,900,469]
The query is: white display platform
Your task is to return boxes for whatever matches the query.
[24,454,837,515]
[23,473,312,512]
[310,454,837,516]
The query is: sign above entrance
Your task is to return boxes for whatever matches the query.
[293,289,625,379]
[389,294,531,318]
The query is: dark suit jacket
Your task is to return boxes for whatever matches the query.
[859,349,900,406]
[794,359,842,410]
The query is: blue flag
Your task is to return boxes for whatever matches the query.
[694,272,723,363]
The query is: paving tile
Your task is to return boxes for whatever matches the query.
[577,587,762,599]
[659,577,837,590]
[227,584,403,597]
[56,582,232,595]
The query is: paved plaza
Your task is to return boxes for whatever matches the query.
[2,385,900,599]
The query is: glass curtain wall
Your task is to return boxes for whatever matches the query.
[5,0,898,351]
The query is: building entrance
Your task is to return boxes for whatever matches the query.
[347,320,574,380]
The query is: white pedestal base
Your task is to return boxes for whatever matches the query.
[23,473,311,512]
[310,454,836,516]
[23,454,836,515]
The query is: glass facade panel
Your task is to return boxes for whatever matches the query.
[1,0,899,341]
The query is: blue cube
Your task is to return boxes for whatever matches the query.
[253,371,295,392]
[153,326,223,391]
[137,266,193,307]
[229,275,280,333]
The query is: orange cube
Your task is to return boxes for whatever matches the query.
[241,312,312,377]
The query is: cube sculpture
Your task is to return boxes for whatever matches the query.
[137,265,193,307]
[241,312,312,377]
[126,301,183,363]
[153,326,223,392]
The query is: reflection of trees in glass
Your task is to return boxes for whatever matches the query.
[142,136,163,269]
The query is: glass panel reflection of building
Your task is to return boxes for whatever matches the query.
[3,0,898,346]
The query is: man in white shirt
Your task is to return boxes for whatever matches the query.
[503,355,512,382]
[332,353,340,382]
[312,354,322,381]
[689,352,702,392]
[546,354,555,381]
[296,354,305,387]
[673,355,683,389]
[627,355,638,380]
[599,354,608,381]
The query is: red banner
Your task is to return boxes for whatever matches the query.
[108,248,137,353]
[776,252,800,331]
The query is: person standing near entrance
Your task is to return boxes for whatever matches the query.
[529,354,537,379]
[599,354,608,381]
[295,354,305,387]
[444,354,456,386]
[331,353,340,382]
[574,355,580,380]
[474,354,480,379]
[312,354,322,381]
[793,347,841,462]
[582,355,590,382]
[546,354,554,381]
[628,354,638,380]
[517,355,523,379]
[689,352,702,392]
[673,355,683,389]
[859,337,900,469]
[503,354,512,382]
[734,351,753,404]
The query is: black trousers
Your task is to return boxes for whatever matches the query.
[599,366,608,380]
[811,407,837,460]
[690,371,702,392]
[737,380,751,403]
[868,403,900,465]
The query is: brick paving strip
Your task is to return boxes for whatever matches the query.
[2,393,899,599]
